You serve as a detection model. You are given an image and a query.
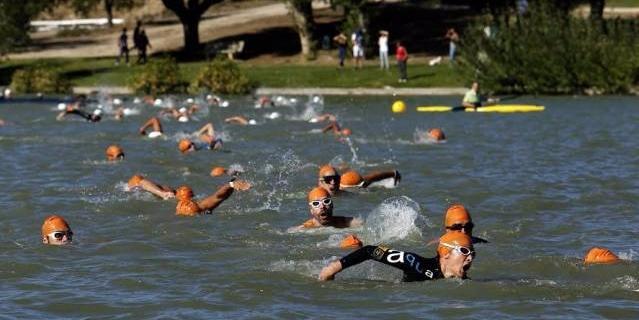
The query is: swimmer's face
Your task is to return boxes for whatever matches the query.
[440,243,474,278]
[43,229,73,246]
[445,221,474,236]
[319,175,340,195]
[309,197,333,225]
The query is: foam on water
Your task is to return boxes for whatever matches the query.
[363,196,425,244]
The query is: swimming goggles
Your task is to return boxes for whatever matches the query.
[446,222,474,232]
[320,175,340,184]
[48,230,73,240]
[439,242,474,256]
[309,198,332,208]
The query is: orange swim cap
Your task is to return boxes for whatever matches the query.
[178,139,194,153]
[340,170,364,188]
[340,234,363,249]
[318,165,338,178]
[41,215,71,237]
[445,204,472,227]
[584,247,620,265]
[176,199,201,216]
[308,187,330,201]
[175,185,194,201]
[210,166,226,177]
[105,144,124,161]
[127,174,144,188]
[428,128,446,141]
[341,128,352,136]
[437,232,473,257]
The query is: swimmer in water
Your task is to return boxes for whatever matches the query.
[310,113,337,123]
[322,121,352,138]
[127,174,175,200]
[317,165,401,196]
[319,232,475,281]
[440,204,488,244]
[427,128,446,142]
[41,215,73,246]
[195,123,223,150]
[293,187,363,229]
[583,247,621,265]
[56,103,101,122]
[175,179,251,216]
[225,116,255,126]
[138,117,164,138]
[161,104,198,122]
[105,144,124,161]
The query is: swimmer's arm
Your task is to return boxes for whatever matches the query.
[195,123,215,137]
[197,179,251,213]
[348,217,363,228]
[322,122,340,134]
[139,179,174,200]
[319,260,343,281]
[319,245,376,281]
[56,111,67,120]
[361,170,400,187]
[224,116,248,125]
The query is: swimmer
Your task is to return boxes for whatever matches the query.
[114,107,125,120]
[195,123,223,150]
[427,128,446,141]
[178,139,196,154]
[584,247,621,265]
[175,179,251,216]
[322,121,352,138]
[225,116,255,126]
[256,95,274,108]
[105,144,124,161]
[440,204,488,244]
[41,215,73,246]
[310,113,337,123]
[138,117,164,138]
[294,187,362,229]
[56,103,101,122]
[127,174,175,200]
[319,232,475,281]
[161,105,197,122]
[317,165,401,196]
[210,166,243,177]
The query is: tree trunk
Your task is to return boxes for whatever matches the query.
[285,0,316,60]
[161,0,221,56]
[179,13,201,53]
[590,0,605,22]
[105,0,114,27]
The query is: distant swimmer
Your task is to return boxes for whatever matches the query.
[174,179,251,216]
[427,128,446,142]
[41,215,73,246]
[138,117,164,138]
[127,174,175,200]
[584,247,621,265]
[195,123,223,150]
[441,204,488,244]
[161,105,197,122]
[294,187,362,229]
[319,232,475,281]
[322,121,352,138]
[317,165,401,196]
[225,116,256,126]
[57,104,101,122]
[105,144,124,161]
[462,81,481,108]
[310,113,337,123]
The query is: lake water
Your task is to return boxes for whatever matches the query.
[0,95,638,319]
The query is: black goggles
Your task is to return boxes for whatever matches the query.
[446,222,474,231]
[320,175,340,184]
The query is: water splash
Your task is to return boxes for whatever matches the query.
[343,137,361,164]
[252,149,304,211]
[363,196,425,244]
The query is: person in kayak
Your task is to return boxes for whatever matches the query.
[462,81,481,108]
[319,232,475,281]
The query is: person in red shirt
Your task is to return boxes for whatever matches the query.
[395,41,408,82]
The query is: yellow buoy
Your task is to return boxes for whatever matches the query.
[392,100,406,113]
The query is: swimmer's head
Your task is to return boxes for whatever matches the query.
[437,232,474,278]
[584,247,620,265]
[127,174,144,189]
[318,165,340,195]
[179,107,187,113]
[339,170,364,189]
[105,145,124,161]
[445,204,473,235]
[340,128,352,136]
[175,185,194,201]
[41,215,73,245]
[176,199,201,216]
[308,187,333,225]
[210,166,226,177]
[178,139,195,153]
[428,128,446,141]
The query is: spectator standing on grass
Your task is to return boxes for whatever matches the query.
[334,33,348,68]
[351,29,365,69]
[445,28,459,63]
[133,20,142,55]
[137,29,151,64]
[378,30,389,70]
[116,28,129,65]
[395,41,408,83]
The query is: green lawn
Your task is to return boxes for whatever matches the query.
[0,58,465,89]
[607,0,639,6]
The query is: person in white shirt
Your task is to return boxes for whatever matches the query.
[378,30,389,70]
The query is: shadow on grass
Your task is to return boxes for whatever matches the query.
[62,67,116,81]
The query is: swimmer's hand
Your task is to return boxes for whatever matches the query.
[319,261,342,281]
[230,179,251,191]
[161,191,175,200]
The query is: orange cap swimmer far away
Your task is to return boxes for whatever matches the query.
[437,232,473,257]
[340,128,352,136]
[428,128,446,141]
[584,247,620,265]
[308,187,330,201]
[340,170,364,188]
[128,174,144,188]
[105,144,124,161]
[178,139,193,153]
[175,185,194,201]
[210,166,226,177]
[41,215,71,237]
[445,204,472,227]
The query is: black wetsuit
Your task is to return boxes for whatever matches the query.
[68,109,100,122]
[339,245,444,282]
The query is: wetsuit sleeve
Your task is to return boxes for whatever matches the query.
[339,245,378,269]
[339,245,441,281]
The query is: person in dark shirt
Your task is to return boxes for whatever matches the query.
[319,232,475,281]
[116,28,129,65]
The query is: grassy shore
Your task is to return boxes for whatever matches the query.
[0,57,466,89]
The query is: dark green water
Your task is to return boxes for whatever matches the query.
[0,95,637,319]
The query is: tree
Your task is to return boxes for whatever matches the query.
[0,1,52,55]
[284,0,316,60]
[589,0,605,23]
[69,0,141,27]
[161,0,222,54]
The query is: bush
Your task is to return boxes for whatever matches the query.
[189,57,253,95]
[458,2,639,94]
[128,57,183,95]
[10,65,71,94]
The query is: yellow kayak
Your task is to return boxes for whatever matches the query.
[416,105,545,113]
